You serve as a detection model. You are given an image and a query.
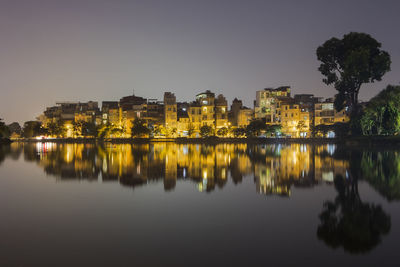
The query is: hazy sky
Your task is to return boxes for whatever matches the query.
[1,0,399,124]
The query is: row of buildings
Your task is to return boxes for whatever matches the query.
[38,86,349,138]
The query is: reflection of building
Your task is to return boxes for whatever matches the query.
[24,142,353,196]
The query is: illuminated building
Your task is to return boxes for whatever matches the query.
[314,98,350,136]
[101,101,120,126]
[196,90,216,128]
[164,92,178,132]
[254,86,291,122]
[280,104,311,137]
[40,101,100,137]
[229,98,254,129]
[215,94,228,129]
[188,102,202,137]
[177,109,190,137]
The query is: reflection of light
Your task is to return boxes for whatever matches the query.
[137,164,141,175]
[327,144,336,155]
[183,168,186,178]
[322,172,334,182]
[292,151,297,164]
[221,168,226,179]
[198,183,203,192]
[203,170,207,179]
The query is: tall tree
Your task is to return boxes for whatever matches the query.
[316,32,391,116]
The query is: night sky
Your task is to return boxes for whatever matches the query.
[1,0,399,124]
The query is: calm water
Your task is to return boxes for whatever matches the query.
[0,142,399,266]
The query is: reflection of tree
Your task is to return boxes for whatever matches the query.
[317,175,391,253]
[0,144,11,166]
[361,151,400,201]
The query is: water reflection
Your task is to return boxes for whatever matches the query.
[1,142,400,254]
[1,142,400,199]
[317,174,391,253]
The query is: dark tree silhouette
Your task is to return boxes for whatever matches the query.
[317,174,391,253]
[317,32,391,116]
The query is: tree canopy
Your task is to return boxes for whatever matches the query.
[200,125,213,137]
[359,85,400,135]
[317,32,391,115]
[0,118,10,138]
[131,119,150,138]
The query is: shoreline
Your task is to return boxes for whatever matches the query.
[8,136,400,146]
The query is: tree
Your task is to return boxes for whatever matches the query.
[200,125,213,138]
[187,123,195,137]
[22,121,44,138]
[7,122,21,136]
[317,32,391,117]
[296,120,307,137]
[46,120,66,137]
[217,127,228,137]
[246,119,266,137]
[358,85,400,135]
[314,124,332,137]
[81,122,97,137]
[233,127,246,138]
[265,124,282,137]
[97,123,113,139]
[110,126,124,138]
[333,122,350,137]
[72,120,84,137]
[0,119,10,138]
[131,119,150,138]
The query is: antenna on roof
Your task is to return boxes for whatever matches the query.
[132,88,135,96]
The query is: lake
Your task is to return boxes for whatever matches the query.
[0,142,399,266]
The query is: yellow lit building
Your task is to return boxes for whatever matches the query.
[164,92,178,132]
[314,99,350,138]
[255,86,291,121]
[237,108,254,128]
[188,103,202,137]
[215,94,228,129]
[280,104,311,137]
[196,90,215,128]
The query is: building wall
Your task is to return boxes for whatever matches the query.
[280,104,311,137]
[164,92,177,130]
